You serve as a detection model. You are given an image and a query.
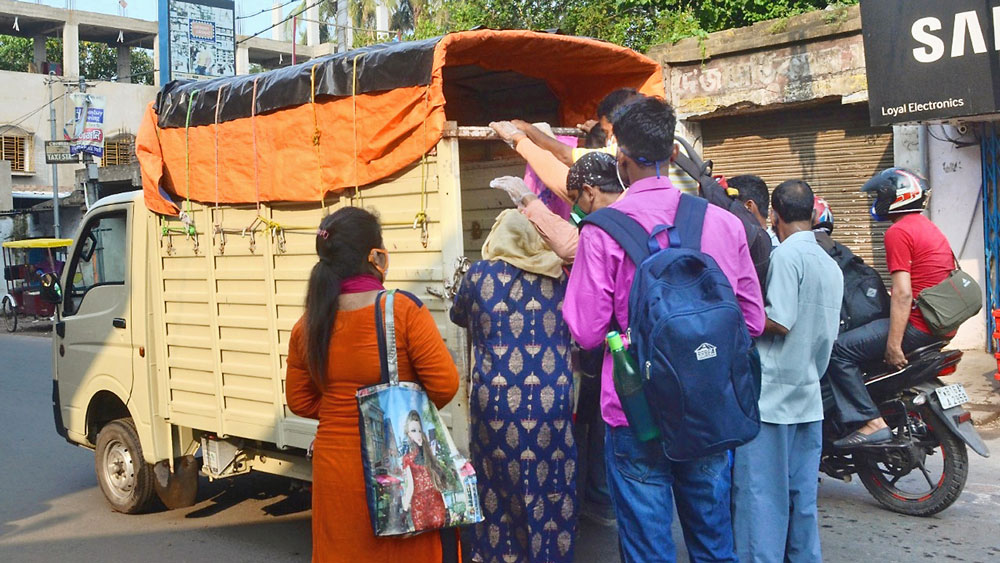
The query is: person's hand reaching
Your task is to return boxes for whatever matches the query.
[577,119,598,133]
[490,176,537,208]
[490,121,525,148]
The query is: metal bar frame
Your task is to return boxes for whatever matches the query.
[981,123,1000,352]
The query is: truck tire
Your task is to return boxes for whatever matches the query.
[95,417,156,514]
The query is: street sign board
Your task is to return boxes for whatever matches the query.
[860,0,1000,126]
[69,94,106,158]
[44,141,79,164]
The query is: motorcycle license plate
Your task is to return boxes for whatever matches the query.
[935,383,970,410]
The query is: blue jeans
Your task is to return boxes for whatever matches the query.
[604,426,736,563]
[733,421,823,563]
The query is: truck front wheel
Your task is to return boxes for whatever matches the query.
[95,418,155,513]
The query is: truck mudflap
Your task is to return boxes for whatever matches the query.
[52,380,69,441]
[914,381,990,458]
[153,455,200,509]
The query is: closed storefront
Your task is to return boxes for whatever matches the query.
[701,103,893,278]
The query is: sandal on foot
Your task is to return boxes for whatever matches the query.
[833,427,892,448]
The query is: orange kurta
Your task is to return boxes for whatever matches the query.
[286,293,460,562]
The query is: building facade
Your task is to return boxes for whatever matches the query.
[649,4,991,350]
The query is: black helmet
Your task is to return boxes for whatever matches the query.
[860,167,929,221]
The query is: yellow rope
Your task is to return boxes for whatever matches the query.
[351,54,363,207]
[310,64,325,214]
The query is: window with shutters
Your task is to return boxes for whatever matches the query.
[0,130,33,173]
[102,134,136,166]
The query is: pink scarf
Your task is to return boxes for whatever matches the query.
[340,274,385,294]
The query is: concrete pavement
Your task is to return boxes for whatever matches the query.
[2,330,998,563]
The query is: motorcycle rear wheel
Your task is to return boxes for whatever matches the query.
[857,409,968,516]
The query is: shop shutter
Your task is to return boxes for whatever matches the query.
[701,103,894,280]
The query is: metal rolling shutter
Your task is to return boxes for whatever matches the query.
[701,103,894,279]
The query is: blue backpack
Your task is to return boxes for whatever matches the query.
[581,194,760,461]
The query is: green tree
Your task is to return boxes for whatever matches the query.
[417,0,857,52]
[0,34,154,84]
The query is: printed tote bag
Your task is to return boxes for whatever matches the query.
[356,290,483,536]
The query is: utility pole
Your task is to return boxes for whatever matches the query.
[48,72,61,238]
[78,76,97,208]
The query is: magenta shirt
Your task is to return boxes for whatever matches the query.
[563,176,766,427]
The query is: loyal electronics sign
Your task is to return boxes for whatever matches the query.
[158,0,236,85]
[860,0,1000,126]
[69,93,106,158]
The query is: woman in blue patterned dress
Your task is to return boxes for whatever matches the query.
[451,209,578,563]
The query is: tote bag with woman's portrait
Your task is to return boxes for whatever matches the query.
[356,290,483,536]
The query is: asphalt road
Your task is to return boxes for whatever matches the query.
[1,331,998,563]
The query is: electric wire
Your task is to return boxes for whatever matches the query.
[236,0,299,20]
[237,0,324,45]
[0,92,68,136]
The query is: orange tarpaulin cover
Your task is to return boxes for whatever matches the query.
[137,30,664,216]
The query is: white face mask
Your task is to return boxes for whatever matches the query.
[616,157,629,191]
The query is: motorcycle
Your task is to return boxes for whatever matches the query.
[820,342,990,516]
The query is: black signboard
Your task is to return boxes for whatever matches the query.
[860,0,1000,126]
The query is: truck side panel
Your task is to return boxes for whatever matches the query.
[150,157,456,454]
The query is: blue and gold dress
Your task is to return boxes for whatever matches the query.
[451,259,578,563]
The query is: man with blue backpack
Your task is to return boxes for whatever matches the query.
[563,96,764,563]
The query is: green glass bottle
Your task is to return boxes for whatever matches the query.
[607,331,660,442]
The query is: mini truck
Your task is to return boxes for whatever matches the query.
[46,30,664,513]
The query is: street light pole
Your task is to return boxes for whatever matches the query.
[48,72,61,238]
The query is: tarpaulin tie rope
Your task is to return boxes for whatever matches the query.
[413,85,430,248]
[213,85,227,254]
[351,53,363,207]
[310,63,325,214]
[251,77,262,213]
[173,89,200,252]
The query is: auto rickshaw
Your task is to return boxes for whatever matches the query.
[1,238,72,332]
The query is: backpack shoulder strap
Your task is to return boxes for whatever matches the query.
[579,207,651,267]
[675,193,708,252]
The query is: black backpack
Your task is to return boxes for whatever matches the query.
[814,231,890,333]
[672,137,772,292]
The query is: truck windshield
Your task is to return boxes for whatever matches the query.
[64,211,127,316]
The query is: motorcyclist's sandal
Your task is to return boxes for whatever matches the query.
[833,427,892,448]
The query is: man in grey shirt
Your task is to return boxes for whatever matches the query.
[732,180,843,563]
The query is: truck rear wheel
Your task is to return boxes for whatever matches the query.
[95,417,155,514]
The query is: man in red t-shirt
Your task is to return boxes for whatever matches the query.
[825,168,951,447]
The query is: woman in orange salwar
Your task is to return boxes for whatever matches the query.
[285,207,460,562]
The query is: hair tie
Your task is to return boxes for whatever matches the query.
[317,228,329,240]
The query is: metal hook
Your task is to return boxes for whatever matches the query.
[213,224,227,255]
[165,231,176,256]
[275,228,287,254]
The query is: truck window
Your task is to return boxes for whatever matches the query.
[64,211,128,316]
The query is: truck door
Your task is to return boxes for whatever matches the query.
[56,207,133,438]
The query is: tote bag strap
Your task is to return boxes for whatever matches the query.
[375,289,399,385]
